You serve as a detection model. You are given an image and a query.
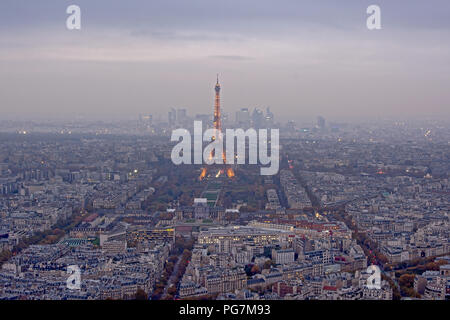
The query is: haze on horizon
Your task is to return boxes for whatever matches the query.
[0,0,449,122]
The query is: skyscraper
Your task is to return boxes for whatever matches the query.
[265,107,274,127]
[168,108,176,126]
[252,108,264,129]
[317,116,326,130]
[236,108,250,126]
[177,108,187,125]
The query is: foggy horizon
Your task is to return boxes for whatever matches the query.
[1,0,450,122]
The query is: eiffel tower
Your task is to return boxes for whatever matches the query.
[199,75,235,180]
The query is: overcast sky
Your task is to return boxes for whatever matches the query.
[0,0,449,122]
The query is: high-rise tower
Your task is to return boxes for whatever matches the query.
[213,74,222,133]
[199,75,235,180]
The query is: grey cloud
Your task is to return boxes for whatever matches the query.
[208,55,254,61]
[0,0,449,120]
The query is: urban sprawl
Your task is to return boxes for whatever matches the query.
[0,111,449,300]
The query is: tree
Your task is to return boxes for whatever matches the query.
[251,265,261,275]
[167,286,177,296]
[398,273,420,298]
[0,249,12,266]
[135,288,148,300]
[263,260,274,270]
[399,274,415,288]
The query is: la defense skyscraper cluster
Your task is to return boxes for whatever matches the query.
[199,75,235,180]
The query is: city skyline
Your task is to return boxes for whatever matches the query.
[0,1,449,304]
